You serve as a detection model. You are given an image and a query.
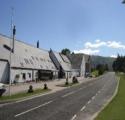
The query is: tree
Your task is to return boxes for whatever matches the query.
[61,48,71,55]
[96,64,105,75]
[112,55,125,72]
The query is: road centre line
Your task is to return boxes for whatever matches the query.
[92,96,95,100]
[80,106,86,111]
[15,100,53,117]
[71,114,77,120]
[62,91,76,98]
[87,100,91,104]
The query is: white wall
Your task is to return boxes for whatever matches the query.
[0,61,9,83]
[11,69,33,83]
[71,69,80,77]
[80,56,86,77]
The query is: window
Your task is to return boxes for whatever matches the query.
[22,73,26,79]
[29,59,33,64]
[3,44,11,51]
[24,58,30,64]
[28,73,31,78]
[36,57,39,61]
[40,65,43,68]
[40,58,44,61]
[20,62,24,67]
[31,56,35,60]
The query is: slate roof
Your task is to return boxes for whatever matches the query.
[68,54,84,69]
[53,52,72,71]
[0,34,57,71]
[68,53,91,69]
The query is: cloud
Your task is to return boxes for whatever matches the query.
[110,55,117,58]
[84,39,125,49]
[74,39,125,55]
[74,48,99,55]
[85,40,106,49]
[107,41,125,49]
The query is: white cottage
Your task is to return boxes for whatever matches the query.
[0,34,58,83]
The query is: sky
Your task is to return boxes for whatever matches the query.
[0,0,125,57]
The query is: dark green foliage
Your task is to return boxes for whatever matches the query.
[112,55,125,72]
[65,78,69,85]
[72,76,78,84]
[28,85,34,93]
[0,89,6,97]
[96,64,108,75]
[61,48,71,55]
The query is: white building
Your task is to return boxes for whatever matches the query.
[49,49,72,79]
[0,34,88,84]
[68,53,91,77]
[0,34,58,83]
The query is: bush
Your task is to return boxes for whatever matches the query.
[0,89,6,97]
[28,85,34,93]
[44,83,48,89]
[72,76,78,84]
[65,78,69,85]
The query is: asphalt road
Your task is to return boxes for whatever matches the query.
[0,72,117,120]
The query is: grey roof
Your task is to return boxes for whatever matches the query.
[53,52,72,71]
[68,53,91,69]
[68,54,84,69]
[0,34,57,71]
[84,54,91,63]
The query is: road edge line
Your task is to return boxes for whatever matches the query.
[92,75,120,120]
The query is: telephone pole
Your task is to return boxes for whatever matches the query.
[9,7,16,96]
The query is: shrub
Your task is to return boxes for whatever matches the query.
[44,83,48,89]
[65,78,69,85]
[28,85,34,93]
[72,76,78,84]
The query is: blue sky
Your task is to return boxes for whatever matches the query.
[0,0,125,57]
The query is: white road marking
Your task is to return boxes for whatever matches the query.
[92,96,95,100]
[71,114,77,120]
[15,100,53,117]
[80,106,86,111]
[87,100,91,104]
[62,91,76,98]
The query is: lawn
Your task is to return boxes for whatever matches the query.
[0,88,51,101]
[95,73,125,120]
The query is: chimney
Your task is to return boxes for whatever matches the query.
[37,40,39,48]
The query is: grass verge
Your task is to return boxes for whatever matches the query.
[95,73,125,120]
[0,88,51,102]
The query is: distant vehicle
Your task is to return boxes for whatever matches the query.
[0,83,6,96]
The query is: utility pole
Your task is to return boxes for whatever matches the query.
[9,7,15,96]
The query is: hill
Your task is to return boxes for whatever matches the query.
[91,55,116,71]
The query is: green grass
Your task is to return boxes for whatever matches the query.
[0,88,51,101]
[95,73,125,120]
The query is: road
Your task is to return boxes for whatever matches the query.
[0,72,117,120]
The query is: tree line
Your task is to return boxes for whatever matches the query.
[112,55,125,72]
